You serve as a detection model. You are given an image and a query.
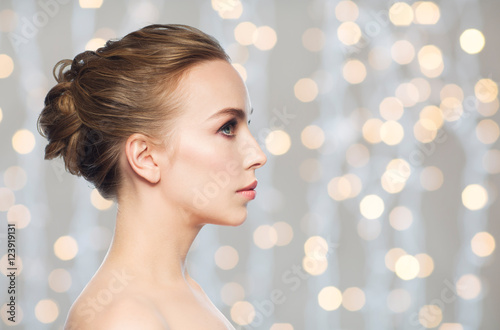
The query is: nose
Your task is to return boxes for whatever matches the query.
[242,133,267,170]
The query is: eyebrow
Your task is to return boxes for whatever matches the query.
[207,107,253,122]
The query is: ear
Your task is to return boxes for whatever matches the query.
[124,133,161,184]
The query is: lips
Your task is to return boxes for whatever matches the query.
[237,180,257,192]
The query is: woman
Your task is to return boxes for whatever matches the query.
[37,24,267,329]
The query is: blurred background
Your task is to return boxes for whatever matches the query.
[0,0,499,329]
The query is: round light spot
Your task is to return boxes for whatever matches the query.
[252,26,277,51]
[357,219,381,241]
[456,274,481,300]
[418,304,443,328]
[385,248,407,272]
[439,324,464,330]
[221,282,245,306]
[415,253,434,278]
[294,78,318,102]
[475,79,498,103]
[389,2,414,26]
[413,1,440,25]
[342,287,366,311]
[215,245,239,270]
[301,125,324,149]
[234,22,257,46]
[4,166,27,191]
[0,54,14,79]
[412,78,432,102]
[420,166,444,191]
[54,236,79,261]
[381,170,406,194]
[0,107,3,123]
[440,84,464,102]
[0,9,18,33]
[12,129,36,154]
[380,120,404,145]
[212,0,243,19]
[418,45,443,71]
[395,82,420,107]
[85,38,106,51]
[387,288,411,313]
[420,105,444,130]
[395,255,420,280]
[328,175,362,200]
[0,253,23,276]
[389,206,413,231]
[360,195,385,219]
[476,119,499,144]
[270,324,294,330]
[253,225,278,249]
[7,204,31,229]
[300,158,322,182]
[265,130,291,156]
[471,232,495,257]
[460,29,485,54]
[302,28,325,52]
[391,40,415,65]
[304,236,329,259]
[273,221,293,246]
[303,255,328,276]
[337,22,362,46]
[342,59,367,84]
[1,302,23,325]
[414,119,438,143]
[90,189,114,210]
[379,97,404,121]
[48,268,72,293]
[231,301,255,326]
[483,149,500,174]
[462,184,488,211]
[35,299,59,323]
[362,118,383,144]
[477,98,499,117]
[335,1,359,21]
[0,188,15,211]
[346,143,370,167]
[318,286,342,311]
[79,0,103,8]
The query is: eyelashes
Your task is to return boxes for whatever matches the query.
[218,118,238,137]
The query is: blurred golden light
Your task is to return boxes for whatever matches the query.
[476,119,500,144]
[253,225,278,249]
[1,302,23,325]
[0,253,23,276]
[346,143,370,167]
[380,120,404,145]
[273,221,294,246]
[395,255,420,280]
[12,129,36,154]
[389,2,414,26]
[337,22,362,46]
[85,38,106,51]
[0,188,15,211]
[344,174,362,198]
[300,158,322,182]
[385,248,407,272]
[35,299,59,323]
[304,236,329,259]
[386,158,411,182]
[212,0,243,19]
[0,9,18,33]
[460,29,485,54]
[440,97,463,122]
[420,166,444,191]
[440,84,464,102]
[90,189,114,210]
[234,22,257,46]
[294,78,319,102]
[413,1,440,24]
[389,206,413,231]
[411,77,432,102]
[342,59,367,84]
[79,0,103,8]
[270,324,294,330]
[301,125,325,149]
[395,82,420,107]
[49,268,72,293]
[335,1,359,21]
[477,98,499,116]
[456,274,481,300]
[475,79,498,103]
[221,282,245,306]
[483,149,500,174]
[54,236,78,261]
[387,289,411,313]
[439,324,464,330]
[362,118,383,144]
[303,255,328,276]
[379,97,404,121]
[391,40,415,65]
[471,232,495,257]
[415,253,434,278]
[4,166,27,190]
[0,54,14,79]
[318,286,342,311]
[232,63,247,81]
[421,62,444,78]
[369,47,392,70]
[302,28,325,52]
[342,287,366,311]
[215,245,239,270]
[381,170,406,194]
[420,105,444,130]
[462,184,488,210]
[265,130,291,156]
[418,45,443,70]
[418,305,443,328]
[7,204,31,229]
[360,194,385,219]
[231,301,255,326]
[253,26,277,50]
[328,176,350,201]
[357,219,381,241]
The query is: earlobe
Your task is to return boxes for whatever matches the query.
[125,134,161,184]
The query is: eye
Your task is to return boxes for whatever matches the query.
[218,119,237,137]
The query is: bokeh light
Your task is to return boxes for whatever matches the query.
[389,206,413,231]
[395,255,420,280]
[342,287,366,311]
[460,29,485,54]
[379,97,404,121]
[48,268,72,293]
[215,245,239,270]
[231,301,255,326]
[395,82,419,107]
[475,79,498,103]
[294,78,319,102]
[456,274,482,300]
[483,149,500,174]
[477,98,499,116]
[360,194,384,219]
[0,253,23,276]
[302,28,325,52]
[346,143,370,167]
[54,236,79,261]
[253,225,278,249]
[387,288,411,313]
[90,189,114,210]
[415,253,434,278]
[412,77,432,102]
[7,204,31,229]
[4,166,27,190]
[462,184,488,210]
[0,188,15,211]
[304,236,329,259]
[362,118,383,143]
[413,1,440,25]
[85,38,106,51]
[420,166,444,191]
[35,299,59,324]
[337,22,362,46]
[301,125,325,149]
[1,302,23,325]
[79,0,103,8]
[439,324,464,330]
[212,0,243,19]
[335,1,359,21]
[12,129,36,154]
[385,248,407,272]
[270,324,294,330]
[357,219,381,241]
[273,221,294,246]
[253,26,277,51]
[471,232,495,257]
[418,45,444,77]
[234,22,257,46]
[0,54,14,79]
[343,59,367,84]
[391,40,415,65]
[221,282,245,306]
[418,304,443,328]
[318,286,342,311]
[303,254,328,276]
[380,120,404,145]
[476,119,500,144]
[265,130,291,156]
[389,2,414,26]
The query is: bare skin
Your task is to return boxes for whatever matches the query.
[65,59,267,329]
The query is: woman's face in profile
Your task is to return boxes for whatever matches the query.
[158,59,267,226]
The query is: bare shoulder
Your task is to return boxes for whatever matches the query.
[65,295,169,330]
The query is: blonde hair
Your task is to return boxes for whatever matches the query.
[37,24,230,199]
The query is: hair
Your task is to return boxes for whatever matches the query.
[37,24,230,200]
